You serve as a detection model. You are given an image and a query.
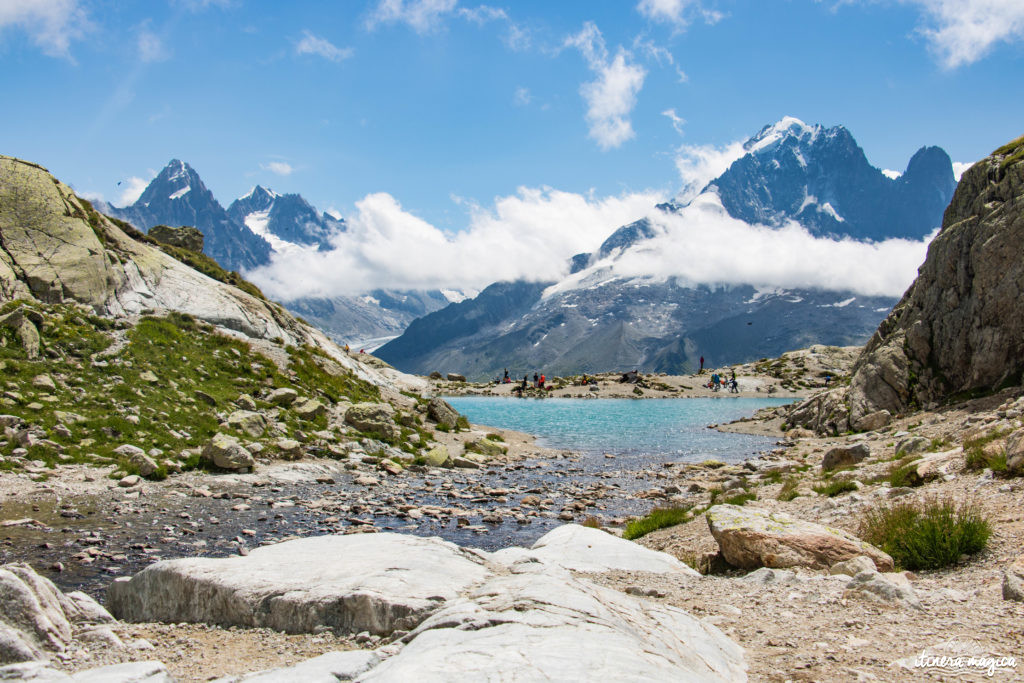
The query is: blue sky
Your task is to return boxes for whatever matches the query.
[2,1,1022,222]
[2,1,1023,297]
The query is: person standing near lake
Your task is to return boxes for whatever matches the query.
[699,355,704,373]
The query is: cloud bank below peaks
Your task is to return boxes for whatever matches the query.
[245,187,664,300]
[605,192,931,298]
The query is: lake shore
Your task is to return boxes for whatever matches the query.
[426,344,859,404]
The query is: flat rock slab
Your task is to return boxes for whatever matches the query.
[359,569,746,682]
[106,534,492,635]
[214,651,380,683]
[706,504,894,571]
[491,524,700,576]
[0,661,169,682]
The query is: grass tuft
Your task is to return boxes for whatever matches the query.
[623,505,691,540]
[856,497,991,570]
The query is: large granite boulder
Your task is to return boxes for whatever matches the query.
[706,504,894,571]
[201,434,255,471]
[106,534,492,635]
[425,398,459,428]
[0,309,40,359]
[226,410,267,438]
[359,569,746,682]
[0,157,122,307]
[490,524,700,576]
[0,563,114,665]
[344,403,400,441]
[821,443,870,471]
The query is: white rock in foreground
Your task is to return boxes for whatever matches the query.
[1,563,115,665]
[491,524,699,576]
[361,567,745,682]
[0,660,169,682]
[106,535,491,635]
[213,651,380,683]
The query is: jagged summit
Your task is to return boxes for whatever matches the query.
[226,186,342,251]
[706,118,955,241]
[103,159,273,272]
[743,116,822,154]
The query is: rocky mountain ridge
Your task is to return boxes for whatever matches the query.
[97,160,273,274]
[710,117,956,240]
[96,160,453,348]
[378,117,951,379]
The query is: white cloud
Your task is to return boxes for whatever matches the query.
[881,168,902,180]
[261,161,294,176]
[565,22,647,150]
[662,108,685,135]
[458,5,507,24]
[608,193,930,297]
[899,0,1024,68]
[118,176,151,206]
[366,0,458,34]
[295,30,353,62]
[513,86,532,106]
[246,186,663,299]
[952,160,974,180]
[636,0,721,31]
[503,22,531,51]
[0,0,91,59]
[673,138,747,202]
[138,29,170,63]
[838,1,1024,68]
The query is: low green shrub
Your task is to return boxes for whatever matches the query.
[623,506,691,540]
[857,497,991,570]
[812,480,858,497]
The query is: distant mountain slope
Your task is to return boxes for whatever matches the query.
[377,118,956,379]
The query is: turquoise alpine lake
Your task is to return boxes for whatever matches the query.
[446,397,793,467]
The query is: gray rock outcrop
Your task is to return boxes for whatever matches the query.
[147,225,204,253]
[360,569,745,682]
[788,136,1024,431]
[849,137,1024,423]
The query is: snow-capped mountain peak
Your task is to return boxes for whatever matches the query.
[744,116,821,154]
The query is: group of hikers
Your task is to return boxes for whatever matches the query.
[498,368,552,396]
[706,368,739,393]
